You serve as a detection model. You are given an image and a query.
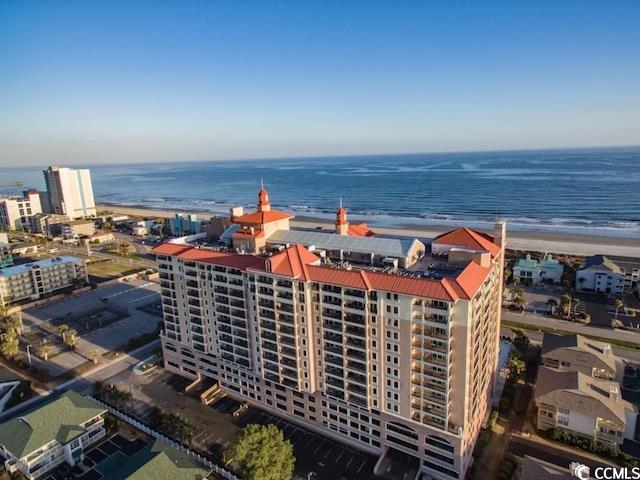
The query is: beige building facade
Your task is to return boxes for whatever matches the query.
[154,189,505,479]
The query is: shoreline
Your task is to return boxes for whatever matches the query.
[97,203,640,257]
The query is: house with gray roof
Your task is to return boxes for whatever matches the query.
[575,255,627,295]
[534,366,637,446]
[518,455,573,480]
[541,333,621,381]
[0,391,106,479]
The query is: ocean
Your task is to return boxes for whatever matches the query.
[2,147,640,238]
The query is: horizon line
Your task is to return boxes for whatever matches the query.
[1,143,639,170]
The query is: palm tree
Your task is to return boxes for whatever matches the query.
[0,331,20,359]
[57,324,69,340]
[5,316,22,335]
[39,344,53,361]
[64,329,78,349]
[118,243,130,257]
[614,299,624,320]
[561,293,572,317]
[89,349,100,364]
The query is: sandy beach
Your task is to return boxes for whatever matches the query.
[97,203,640,258]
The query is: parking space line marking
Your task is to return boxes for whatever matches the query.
[313,439,326,453]
[345,456,354,469]
[335,449,346,463]
[356,459,367,473]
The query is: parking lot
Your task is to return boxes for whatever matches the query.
[20,280,161,376]
[237,408,378,480]
[99,365,379,480]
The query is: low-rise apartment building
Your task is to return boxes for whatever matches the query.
[60,220,96,239]
[541,333,621,381]
[0,391,106,479]
[513,254,563,285]
[534,366,636,447]
[575,255,640,295]
[154,187,506,480]
[0,256,87,306]
[0,190,43,231]
[29,213,69,236]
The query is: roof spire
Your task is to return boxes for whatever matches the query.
[339,197,343,208]
[260,178,264,189]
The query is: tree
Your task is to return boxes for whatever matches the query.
[57,324,69,339]
[89,349,100,364]
[64,329,78,349]
[38,344,53,361]
[118,242,131,257]
[226,423,295,480]
[0,331,20,359]
[561,293,572,317]
[508,358,526,380]
[5,316,22,335]
[614,299,624,320]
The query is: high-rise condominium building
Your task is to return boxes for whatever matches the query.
[0,190,42,231]
[43,166,96,219]
[153,187,506,480]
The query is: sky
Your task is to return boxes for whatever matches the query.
[0,0,639,166]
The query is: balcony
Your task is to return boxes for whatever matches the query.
[346,382,367,397]
[323,295,342,306]
[276,291,294,300]
[346,371,367,385]
[323,308,342,320]
[325,344,343,355]
[324,332,343,344]
[326,365,344,377]
[277,303,294,314]
[324,354,343,367]
[344,289,365,298]
[346,337,366,350]
[346,360,366,373]
[346,348,365,361]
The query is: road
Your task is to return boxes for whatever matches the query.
[0,340,159,421]
[502,309,640,345]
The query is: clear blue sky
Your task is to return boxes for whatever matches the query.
[1,0,639,166]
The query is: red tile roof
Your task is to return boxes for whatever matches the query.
[433,227,501,257]
[348,223,375,237]
[152,243,266,271]
[269,244,320,280]
[454,261,492,298]
[151,243,192,256]
[232,209,294,225]
[152,240,493,301]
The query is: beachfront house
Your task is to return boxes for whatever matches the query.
[0,392,106,479]
[575,255,627,295]
[512,254,563,285]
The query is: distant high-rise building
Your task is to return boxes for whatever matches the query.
[0,190,42,231]
[43,166,96,219]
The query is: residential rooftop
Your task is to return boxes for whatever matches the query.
[541,333,618,372]
[0,391,106,459]
[0,256,84,277]
[96,438,210,480]
[268,228,423,260]
[535,366,634,424]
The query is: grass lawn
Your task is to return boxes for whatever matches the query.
[87,260,140,278]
